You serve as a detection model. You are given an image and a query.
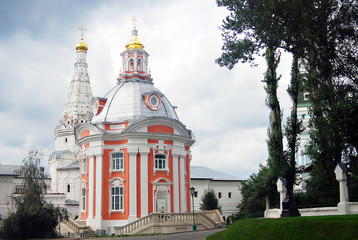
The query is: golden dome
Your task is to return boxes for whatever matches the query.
[125,28,144,50]
[76,37,88,52]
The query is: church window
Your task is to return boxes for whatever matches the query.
[111,186,124,211]
[111,152,124,171]
[67,184,71,193]
[228,192,232,198]
[154,154,166,170]
[137,59,142,71]
[82,158,87,174]
[65,138,68,143]
[194,191,198,198]
[81,188,86,211]
[218,192,222,198]
[129,59,134,70]
[151,96,158,106]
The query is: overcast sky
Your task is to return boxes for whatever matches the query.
[0,0,293,178]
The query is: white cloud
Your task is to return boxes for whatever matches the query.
[0,0,294,178]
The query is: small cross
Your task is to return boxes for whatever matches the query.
[132,16,137,28]
[78,24,87,38]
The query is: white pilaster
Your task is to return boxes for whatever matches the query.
[128,147,138,221]
[94,154,103,227]
[172,150,180,212]
[179,155,186,212]
[88,156,95,219]
[140,147,150,217]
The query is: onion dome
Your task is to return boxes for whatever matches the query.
[76,37,88,52]
[125,28,144,50]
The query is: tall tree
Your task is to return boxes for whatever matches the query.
[216,0,289,199]
[0,149,68,240]
[284,55,303,193]
[217,0,358,191]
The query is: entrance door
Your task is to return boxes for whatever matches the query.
[155,189,170,213]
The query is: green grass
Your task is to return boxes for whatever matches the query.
[208,215,358,240]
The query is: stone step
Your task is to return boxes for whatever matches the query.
[87,228,96,238]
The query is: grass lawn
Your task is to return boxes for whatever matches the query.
[207,215,358,240]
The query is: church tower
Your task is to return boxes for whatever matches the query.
[49,27,93,203]
[75,20,195,233]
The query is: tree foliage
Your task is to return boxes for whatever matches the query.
[0,149,68,239]
[200,189,221,212]
[237,165,274,218]
[217,0,358,206]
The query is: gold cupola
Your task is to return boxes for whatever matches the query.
[125,28,144,50]
[125,16,144,50]
[76,37,88,52]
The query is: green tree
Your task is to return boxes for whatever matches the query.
[200,189,221,212]
[237,165,274,218]
[216,0,289,200]
[0,149,68,239]
[217,0,358,191]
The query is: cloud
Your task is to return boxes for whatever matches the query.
[0,0,294,178]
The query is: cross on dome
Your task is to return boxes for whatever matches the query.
[125,17,144,50]
[78,24,87,39]
[76,24,88,52]
[132,16,137,29]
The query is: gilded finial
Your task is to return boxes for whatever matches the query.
[125,16,144,50]
[132,16,137,29]
[78,24,87,39]
[76,24,88,52]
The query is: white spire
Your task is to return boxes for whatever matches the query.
[60,48,93,127]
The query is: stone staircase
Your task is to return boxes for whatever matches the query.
[59,218,95,237]
[114,211,221,235]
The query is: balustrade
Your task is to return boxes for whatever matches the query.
[114,212,218,235]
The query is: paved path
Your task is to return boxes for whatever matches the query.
[86,228,225,240]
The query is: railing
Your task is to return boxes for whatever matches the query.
[348,180,358,202]
[200,210,225,224]
[114,212,217,235]
[60,218,89,237]
[295,186,339,208]
[269,186,340,209]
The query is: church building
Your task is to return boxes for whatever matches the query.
[50,22,195,232]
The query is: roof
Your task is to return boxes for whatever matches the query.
[57,161,80,170]
[91,80,179,124]
[65,199,79,206]
[190,166,242,181]
[0,163,21,176]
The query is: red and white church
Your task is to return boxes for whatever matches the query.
[49,23,195,232]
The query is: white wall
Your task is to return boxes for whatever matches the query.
[191,179,242,219]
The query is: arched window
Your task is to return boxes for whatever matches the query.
[67,184,71,193]
[137,59,142,71]
[154,154,167,170]
[109,178,124,212]
[129,59,134,70]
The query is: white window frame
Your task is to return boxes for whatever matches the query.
[111,186,124,211]
[129,58,134,71]
[109,178,125,214]
[81,187,86,212]
[137,58,142,71]
[110,151,124,173]
[82,158,87,174]
[154,154,167,170]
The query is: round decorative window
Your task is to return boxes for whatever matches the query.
[145,94,162,111]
